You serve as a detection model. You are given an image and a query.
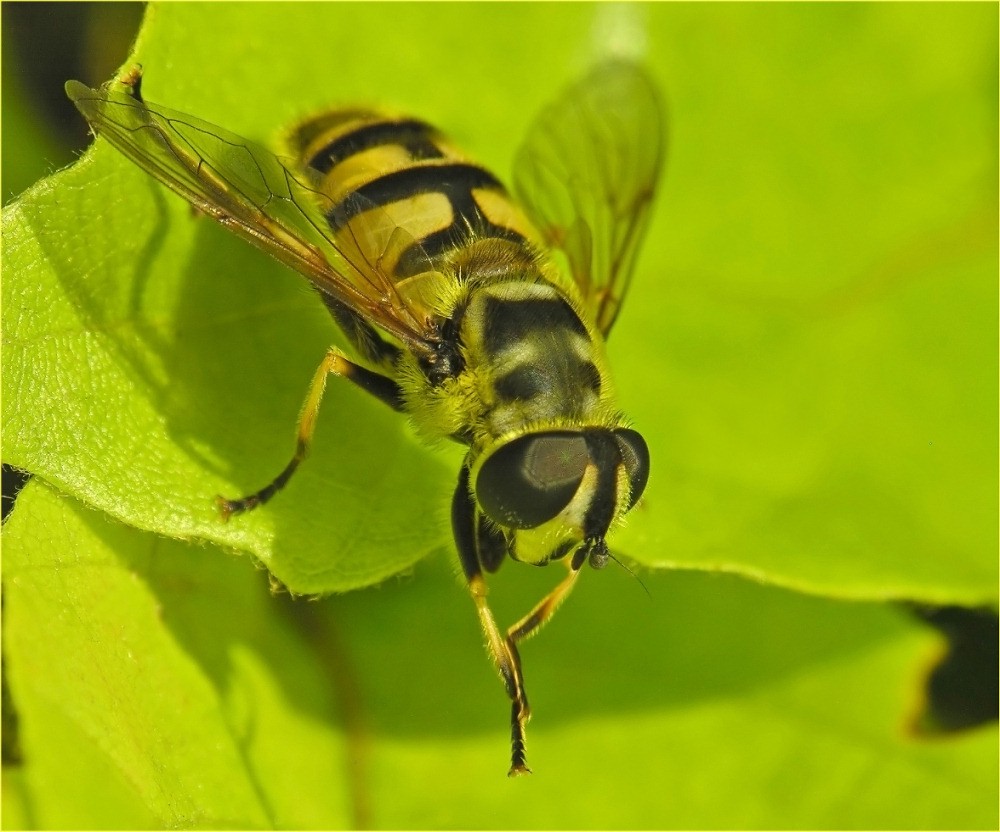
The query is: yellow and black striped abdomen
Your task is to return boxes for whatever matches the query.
[288,111,543,279]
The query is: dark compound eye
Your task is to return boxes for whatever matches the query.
[614,428,650,510]
[476,432,590,529]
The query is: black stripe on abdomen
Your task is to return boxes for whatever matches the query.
[326,162,528,275]
[328,163,506,229]
[306,118,443,174]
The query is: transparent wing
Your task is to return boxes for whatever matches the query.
[66,66,438,354]
[514,60,665,337]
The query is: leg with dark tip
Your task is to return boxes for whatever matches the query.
[509,700,531,776]
[218,346,404,518]
[217,447,304,519]
[503,548,587,776]
[452,464,533,776]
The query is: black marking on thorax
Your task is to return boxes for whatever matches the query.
[481,295,601,406]
[482,295,589,354]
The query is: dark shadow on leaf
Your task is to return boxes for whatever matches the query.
[27,164,173,395]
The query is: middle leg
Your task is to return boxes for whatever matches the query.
[218,346,404,518]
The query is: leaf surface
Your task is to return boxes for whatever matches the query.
[4,480,996,828]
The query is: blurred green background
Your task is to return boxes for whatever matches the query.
[2,3,997,829]
[1,3,144,203]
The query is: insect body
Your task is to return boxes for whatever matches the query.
[67,60,664,775]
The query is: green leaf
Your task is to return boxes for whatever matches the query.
[4,484,998,828]
[610,4,998,605]
[5,479,997,828]
[3,481,350,828]
[3,3,995,601]
[5,7,997,827]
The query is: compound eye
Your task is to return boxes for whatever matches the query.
[476,432,589,529]
[615,428,650,510]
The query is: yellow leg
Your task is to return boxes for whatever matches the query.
[467,573,533,776]
[218,347,402,518]
[452,466,587,776]
[507,558,583,645]
[502,559,582,776]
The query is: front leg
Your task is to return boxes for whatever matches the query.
[451,464,533,776]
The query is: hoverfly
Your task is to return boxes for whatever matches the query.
[67,59,664,776]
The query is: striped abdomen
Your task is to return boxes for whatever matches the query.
[287,111,542,279]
